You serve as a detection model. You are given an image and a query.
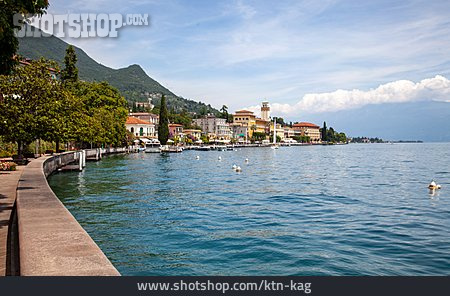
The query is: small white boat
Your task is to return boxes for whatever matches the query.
[160,145,183,153]
[196,146,211,151]
[145,139,161,153]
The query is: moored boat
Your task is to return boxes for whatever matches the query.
[160,145,183,153]
[145,139,161,153]
[196,146,212,151]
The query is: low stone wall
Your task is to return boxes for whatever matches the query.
[43,152,78,177]
[16,152,121,276]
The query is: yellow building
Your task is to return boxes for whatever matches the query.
[183,129,202,140]
[232,110,256,138]
[270,122,285,140]
[255,118,270,135]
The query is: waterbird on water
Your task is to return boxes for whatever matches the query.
[245,158,249,163]
[235,166,242,172]
[428,180,442,190]
[218,156,222,161]
[196,155,200,160]
[232,164,237,170]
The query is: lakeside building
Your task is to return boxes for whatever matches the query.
[129,112,159,125]
[126,116,156,138]
[230,123,249,143]
[169,123,184,138]
[183,129,202,141]
[232,110,257,138]
[284,126,295,139]
[270,122,285,140]
[255,118,270,134]
[292,122,321,142]
[232,103,271,140]
[231,102,324,143]
[193,115,232,140]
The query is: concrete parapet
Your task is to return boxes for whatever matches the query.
[16,154,120,276]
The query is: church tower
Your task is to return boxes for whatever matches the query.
[261,101,270,121]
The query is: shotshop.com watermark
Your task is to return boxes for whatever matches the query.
[14,13,150,38]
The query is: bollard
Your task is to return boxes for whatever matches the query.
[82,150,86,167]
[79,152,83,171]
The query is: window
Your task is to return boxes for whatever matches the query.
[131,127,134,133]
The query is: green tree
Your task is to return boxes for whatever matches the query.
[168,111,195,129]
[0,58,75,155]
[158,95,169,145]
[67,80,128,148]
[327,127,335,142]
[0,0,49,75]
[200,134,209,144]
[199,105,208,116]
[251,132,266,142]
[220,105,229,122]
[62,45,78,82]
[337,132,347,143]
[275,117,285,126]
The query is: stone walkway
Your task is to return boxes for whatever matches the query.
[0,165,24,276]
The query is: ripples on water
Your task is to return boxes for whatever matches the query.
[48,143,450,275]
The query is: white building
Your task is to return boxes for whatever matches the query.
[129,112,159,125]
[230,123,248,142]
[126,116,156,138]
[193,115,232,139]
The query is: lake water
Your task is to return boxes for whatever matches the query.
[48,143,450,275]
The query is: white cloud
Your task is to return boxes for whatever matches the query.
[247,75,450,116]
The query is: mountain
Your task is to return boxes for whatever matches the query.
[17,26,218,115]
[300,101,450,142]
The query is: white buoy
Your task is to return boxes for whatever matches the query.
[196,155,200,160]
[232,164,237,170]
[236,166,242,172]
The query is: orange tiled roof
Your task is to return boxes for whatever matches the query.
[126,116,152,125]
[129,112,159,117]
[235,110,254,114]
[293,122,320,128]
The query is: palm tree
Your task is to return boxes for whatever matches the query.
[220,105,228,122]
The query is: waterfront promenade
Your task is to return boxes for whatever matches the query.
[0,150,124,276]
[0,165,23,275]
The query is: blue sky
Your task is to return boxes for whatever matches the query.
[45,0,450,119]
